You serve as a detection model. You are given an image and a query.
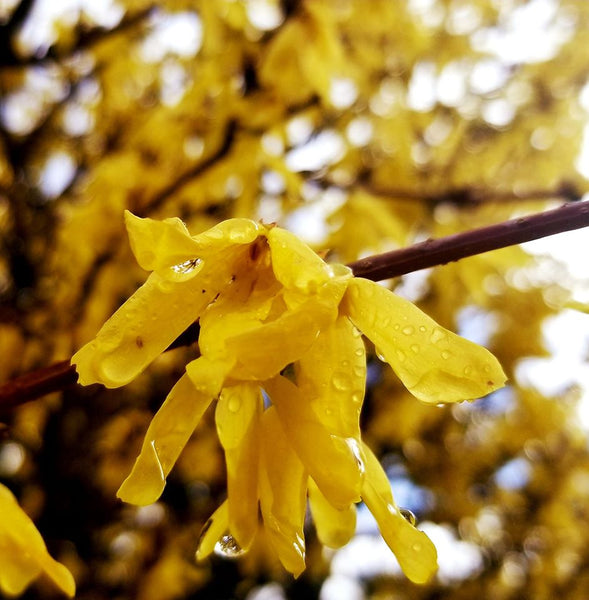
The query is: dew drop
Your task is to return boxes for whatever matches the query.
[332,372,352,391]
[375,348,387,363]
[430,327,447,344]
[379,316,391,327]
[228,396,241,413]
[214,534,245,558]
[351,327,362,338]
[419,325,427,333]
[351,392,363,404]
[483,364,491,373]
[410,344,420,354]
[393,323,400,331]
[441,350,451,360]
[353,365,365,377]
[341,360,350,368]
[463,365,473,376]
[412,542,422,552]
[396,349,406,362]
[400,508,417,526]
[354,347,364,357]
[402,325,415,336]
[172,258,202,274]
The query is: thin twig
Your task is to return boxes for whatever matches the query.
[1,200,588,408]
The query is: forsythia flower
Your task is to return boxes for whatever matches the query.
[73,212,506,583]
[0,483,75,597]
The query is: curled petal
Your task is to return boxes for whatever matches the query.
[196,501,229,561]
[267,227,335,292]
[0,484,75,597]
[361,443,437,584]
[117,374,212,505]
[216,384,262,550]
[124,211,203,272]
[308,478,356,549]
[265,376,363,509]
[258,407,307,577]
[296,314,365,439]
[342,278,506,403]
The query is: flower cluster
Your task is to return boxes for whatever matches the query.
[0,483,75,597]
[73,212,505,583]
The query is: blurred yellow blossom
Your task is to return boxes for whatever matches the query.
[72,212,505,583]
[0,483,75,597]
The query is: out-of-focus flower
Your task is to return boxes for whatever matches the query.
[73,212,505,583]
[0,483,75,597]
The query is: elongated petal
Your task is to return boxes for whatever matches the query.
[265,376,363,509]
[361,444,437,584]
[216,384,262,550]
[73,246,243,388]
[0,484,75,597]
[258,407,307,577]
[195,500,229,560]
[308,478,356,549]
[117,374,212,505]
[296,315,365,439]
[342,278,506,403]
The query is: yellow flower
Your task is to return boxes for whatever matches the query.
[73,212,506,583]
[0,484,75,597]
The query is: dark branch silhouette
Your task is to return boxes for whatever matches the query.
[1,200,588,409]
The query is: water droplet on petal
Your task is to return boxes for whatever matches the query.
[410,344,420,353]
[400,508,417,526]
[430,327,447,344]
[351,392,363,404]
[214,534,245,558]
[351,327,362,338]
[332,372,352,391]
[463,365,472,376]
[355,347,364,357]
[379,316,391,327]
[412,542,422,552]
[393,323,400,331]
[396,349,406,362]
[402,325,414,336]
[419,325,427,333]
[172,258,202,274]
[375,348,387,363]
[228,396,241,412]
[441,350,451,360]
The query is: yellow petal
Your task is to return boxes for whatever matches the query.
[124,211,203,272]
[73,245,244,388]
[0,484,76,597]
[117,374,212,505]
[308,478,356,549]
[296,314,365,439]
[265,375,363,509]
[195,500,229,561]
[216,383,262,550]
[361,443,437,584]
[342,278,506,403]
[185,355,234,398]
[267,226,336,292]
[258,407,307,577]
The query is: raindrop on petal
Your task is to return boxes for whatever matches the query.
[214,534,245,558]
[430,327,447,344]
[400,508,417,526]
[402,325,415,335]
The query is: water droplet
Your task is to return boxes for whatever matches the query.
[402,325,414,336]
[441,350,451,360]
[172,258,202,274]
[379,316,391,327]
[463,366,472,376]
[351,392,363,404]
[353,365,365,377]
[396,349,406,362]
[412,542,422,552]
[341,360,350,368]
[214,534,245,558]
[430,327,447,344]
[351,327,362,338]
[419,326,427,333]
[228,396,241,412]
[354,347,364,357]
[400,508,417,526]
[410,344,420,354]
[375,348,387,363]
[332,372,352,391]
[483,365,491,373]
[393,323,400,331]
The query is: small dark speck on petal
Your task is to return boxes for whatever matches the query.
[202,289,206,293]
[487,381,494,386]
[136,336,144,348]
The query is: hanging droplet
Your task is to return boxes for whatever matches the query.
[375,348,387,363]
[214,534,245,558]
[400,508,417,526]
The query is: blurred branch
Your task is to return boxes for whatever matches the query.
[1,200,588,409]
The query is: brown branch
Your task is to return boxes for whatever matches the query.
[1,200,588,409]
[348,200,589,281]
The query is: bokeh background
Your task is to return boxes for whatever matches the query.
[1,1,589,598]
